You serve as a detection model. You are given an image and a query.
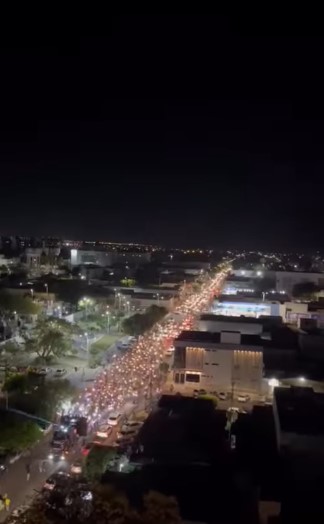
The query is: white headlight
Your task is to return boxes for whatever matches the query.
[48,454,54,459]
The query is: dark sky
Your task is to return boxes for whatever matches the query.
[1,15,324,249]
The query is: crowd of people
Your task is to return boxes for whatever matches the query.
[71,272,224,425]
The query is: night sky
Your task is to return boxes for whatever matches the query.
[1,15,324,249]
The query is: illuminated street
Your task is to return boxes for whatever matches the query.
[71,270,227,424]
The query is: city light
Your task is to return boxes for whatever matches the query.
[69,271,226,426]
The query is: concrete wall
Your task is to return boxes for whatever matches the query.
[173,340,263,394]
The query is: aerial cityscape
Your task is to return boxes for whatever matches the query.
[1,14,324,524]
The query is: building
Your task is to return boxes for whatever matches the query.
[211,297,309,325]
[272,386,324,523]
[223,276,256,295]
[273,386,324,453]
[172,330,263,395]
[129,292,175,312]
[70,249,151,267]
[212,297,274,318]
[199,313,282,335]
[275,270,324,295]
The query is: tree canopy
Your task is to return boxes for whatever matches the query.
[24,318,77,361]
[3,485,181,524]
[0,418,41,453]
[122,306,167,336]
[8,378,76,421]
[0,291,41,315]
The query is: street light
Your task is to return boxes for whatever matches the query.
[84,332,89,351]
[30,288,34,299]
[102,309,110,333]
[44,283,48,295]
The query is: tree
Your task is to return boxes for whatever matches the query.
[0,340,20,357]
[0,419,41,453]
[293,281,318,299]
[142,491,181,524]
[3,373,29,393]
[159,362,169,375]
[85,446,117,481]
[0,291,40,315]
[0,264,9,275]
[24,318,75,361]
[122,306,167,336]
[2,486,182,524]
[9,378,76,421]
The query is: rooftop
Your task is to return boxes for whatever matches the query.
[274,387,324,435]
[175,330,263,348]
[200,313,265,324]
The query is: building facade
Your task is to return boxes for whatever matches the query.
[172,331,263,395]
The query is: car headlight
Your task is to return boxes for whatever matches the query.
[60,455,65,460]
[48,454,54,459]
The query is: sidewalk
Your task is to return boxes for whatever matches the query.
[0,436,59,520]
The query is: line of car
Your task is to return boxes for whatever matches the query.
[192,389,251,403]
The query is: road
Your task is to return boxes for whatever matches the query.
[0,268,227,518]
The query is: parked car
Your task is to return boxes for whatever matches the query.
[96,424,113,439]
[37,367,49,375]
[218,392,227,401]
[121,420,143,432]
[237,394,250,403]
[108,412,122,426]
[117,428,137,440]
[54,368,66,377]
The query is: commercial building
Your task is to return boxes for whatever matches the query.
[275,271,324,295]
[172,330,263,395]
[211,297,310,325]
[199,313,282,335]
[212,297,274,318]
[129,292,175,312]
[70,249,151,267]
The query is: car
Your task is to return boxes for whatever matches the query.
[121,420,143,431]
[54,368,66,377]
[38,367,49,375]
[70,461,82,475]
[43,471,71,491]
[48,442,68,461]
[227,406,240,413]
[198,389,207,396]
[108,412,122,426]
[237,394,250,403]
[218,392,227,401]
[96,424,113,438]
[52,430,68,444]
[117,427,137,440]
[81,442,92,457]
[116,433,134,445]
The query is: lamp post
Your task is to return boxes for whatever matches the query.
[103,309,110,333]
[84,332,89,351]
[44,283,48,296]
[30,288,34,299]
